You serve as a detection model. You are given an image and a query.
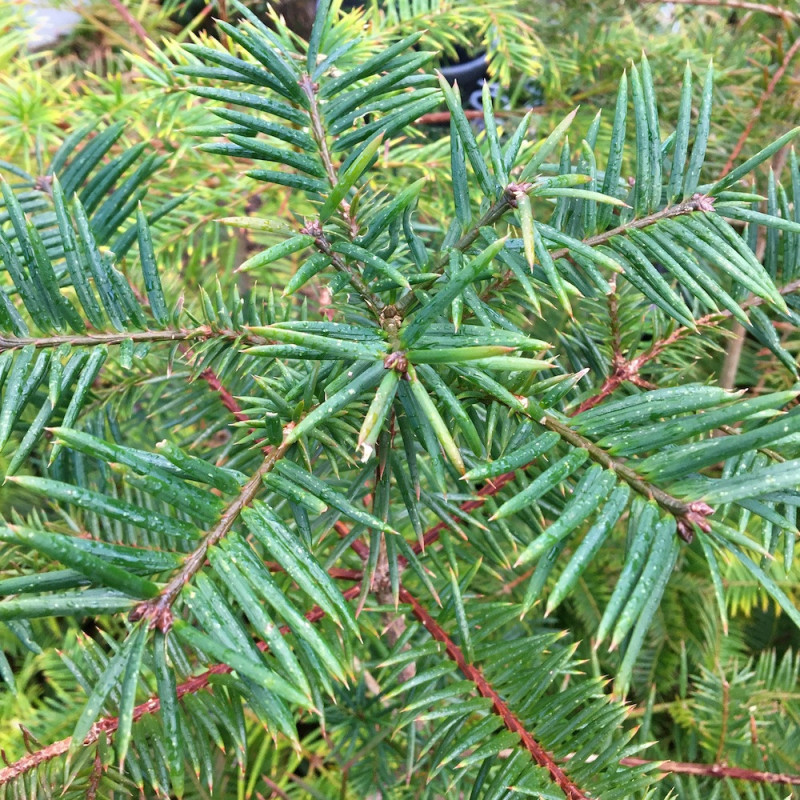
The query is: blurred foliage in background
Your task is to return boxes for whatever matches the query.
[4,0,798,309]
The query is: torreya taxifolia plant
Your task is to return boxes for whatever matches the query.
[1,1,800,797]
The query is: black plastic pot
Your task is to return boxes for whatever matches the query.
[440,49,489,103]
[340,0,488,100]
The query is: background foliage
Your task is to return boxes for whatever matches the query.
[0,1,799,798]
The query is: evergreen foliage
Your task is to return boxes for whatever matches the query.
[0,2,799,798]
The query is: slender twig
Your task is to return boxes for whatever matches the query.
[452,193,514,255]
[395,190,515,315]
[298,76,385,315]
[107,0,153,48]
[720,36,800,177]
[0,585,363,787]
[305,222,385,315]
[640,0,800,23]
[719,321,747,389]
[0,325,296,355]
[0,327,213,353]
[197,367,252,425]
[619,756,800,785]
[573,275,800,414]
[484,196,714,301]
[299,75,338,188]
[549,197,712,262]
[417,108,553,125]
[86,741,103,800]
[130,438,291,631]
[408,470,517,556]
[400,586,591,800]
[418,109,492,125]
[535,410,713,541]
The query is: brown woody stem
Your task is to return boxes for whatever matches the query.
[619,757,800,786]
[0,327,213,352]
[400,585,591,800]
[573,275,800,414]
[547,198,712,262]
[0,585,363,786]
[639,0,800,24]
[129,438,292,631]
[535,410,712,540]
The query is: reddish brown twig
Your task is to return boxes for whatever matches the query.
[641,0,800,23]
[197,368,251,425]
[120,284,252,433]
[400,586,591,800]
[417,106,556,126]
[408,471,517,556]
[183,348,276,455]
[572,274,800,414]
[107,0,152,48]
[721,36,800,177]
[619,757,800,785]
[0,584,363,786]
[86,742,103,800]
[418,110,495,125]
[130,439,290,631]
[572,345,672,415]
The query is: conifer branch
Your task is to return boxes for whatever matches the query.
[534,410,713,540]
[619,756,800,786]
[400,585,592,800]
[3,10,800,795]
[129,438,292,631]
[0,327,209,352]
[5,573,800,791]
[448,383,714,540]
[573,275,800,414]
[483,196,714,300]
[0,325,292,354]
[0,584,363,787]
[547,196,716,262]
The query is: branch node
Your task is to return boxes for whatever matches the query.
[677,501,715,543]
